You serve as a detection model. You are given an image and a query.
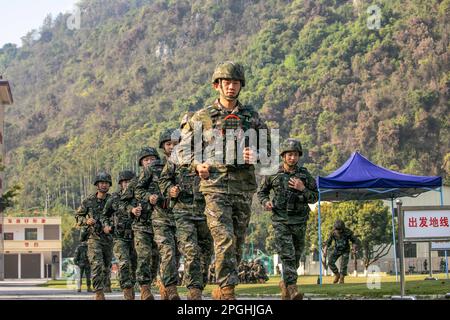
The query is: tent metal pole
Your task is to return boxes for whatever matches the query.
[440,187,448,279]
[391,198,399,282]
[318,192,323,285]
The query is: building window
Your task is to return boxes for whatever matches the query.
[438,250,450,257]
[4,233,13,240]
[44,225,60,240]
[404,243,417,258]
[25,228,38,241]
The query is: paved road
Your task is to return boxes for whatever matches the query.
[0,279,287,300]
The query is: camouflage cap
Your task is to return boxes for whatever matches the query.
[138,147,160,166]
[117,170,136,184]
[334,220,345,230]
[159,128,181,149]
[212,61,246,87]
[280,138,303,157]
[94,171,112,186]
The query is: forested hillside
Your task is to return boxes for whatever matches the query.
[1,0,448,256]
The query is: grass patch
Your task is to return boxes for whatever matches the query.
[40,274,450,298]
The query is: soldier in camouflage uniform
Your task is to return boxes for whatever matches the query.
[75,172,114,300]
[257,139,318,300]
[159,132,213,300]
[135,136,181,300]
[102,170,138,300]
[155,129,183,297]
[74,241,92,292]
[325,220,359,284]
[120,147,162,300]
[179,61,270,300]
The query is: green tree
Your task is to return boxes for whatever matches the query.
[307,201,393,273]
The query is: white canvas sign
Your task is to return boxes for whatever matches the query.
[404,209,450,240]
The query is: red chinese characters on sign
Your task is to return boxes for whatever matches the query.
[409,216,450,228]
[5,218,49,224]
[419,217,428,228]
[440,217,449,227]
[429,217,439,227]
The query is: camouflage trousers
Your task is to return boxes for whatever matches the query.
[151,239,159,284]
[175,215,213,290]
[113,238,137,289]
[87,237,113,291]
[133,230,154,286]
[77,265,91,289]
[273,222,306,286]
[328,250,350,276]
[153,222,180,287]
[204,192,253,288]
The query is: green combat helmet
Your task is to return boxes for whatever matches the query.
[93,172,112,186]
[159,128,180,149]
[280,138,303,157]
[334,220,345,230]
[138,147,160,166]
[117,170,136,184]
[212,61,246,87]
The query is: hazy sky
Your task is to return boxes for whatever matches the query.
[0,0,79,47]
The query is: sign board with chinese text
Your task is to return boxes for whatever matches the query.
[403,206,450,242]
[3,217,60,225]
[431,242,450,251]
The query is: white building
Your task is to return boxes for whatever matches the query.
[3,217,62,279]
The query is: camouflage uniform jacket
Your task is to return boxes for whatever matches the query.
[257,165,318,224]
[135,159,175,226]
[101,191,134,240]
[180,99,270,195]
[325,227,359,253]
[158,159,206,220]
[75,193,112,241]
[120,176,154,233]
[74,243,89,267]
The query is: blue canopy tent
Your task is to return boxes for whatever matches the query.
[316,152,443,284]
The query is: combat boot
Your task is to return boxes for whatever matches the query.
[157,280,168,300]
[333,273,340,284]
[221,286,236,300]
[279,281,289,300]
[123,287,134,300]
[211,286,223,300]
[166,285,181,300]
[339,275,345,284]
[140,285,154,300]
[94,289,105,300]
[286,285,304,300]
[104,286,112,293]
[187,288,203,300]
[77,288,81,293]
